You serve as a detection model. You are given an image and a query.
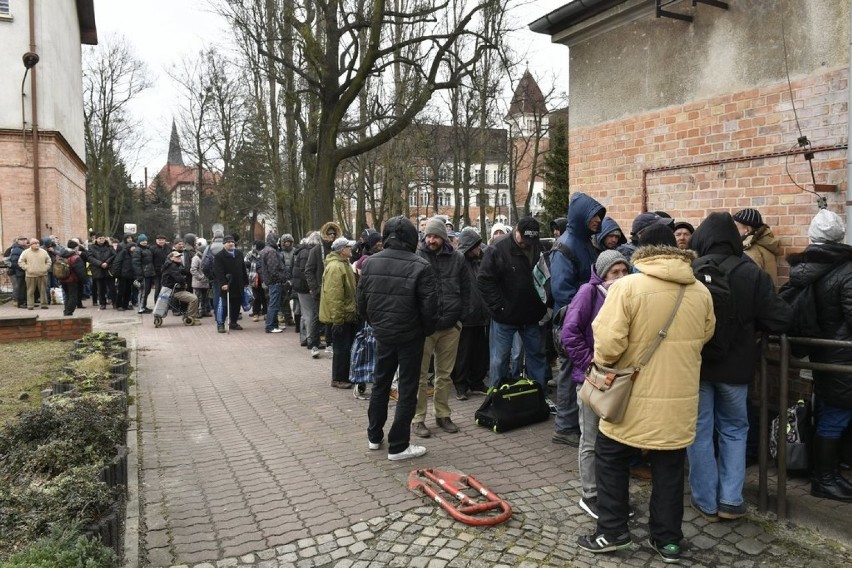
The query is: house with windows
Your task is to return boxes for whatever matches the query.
[0,0,96,246]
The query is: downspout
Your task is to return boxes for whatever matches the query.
[29,0,41,236]
[846,2,852,243]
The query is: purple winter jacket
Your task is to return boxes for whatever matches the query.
[561,267,608,384]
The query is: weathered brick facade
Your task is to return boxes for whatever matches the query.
[0,129,87,244]
[569,67,848,280]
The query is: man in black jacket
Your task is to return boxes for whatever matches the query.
[88,233,115,310]
[358,216,438,461]
[411,218,470,437]
[452,229,489,399]
[151,235,170,301]
[213,235,249,333]
[687,212,791,521]
[478,217,548,388]
[132,234,156,314]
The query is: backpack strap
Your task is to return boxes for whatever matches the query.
[552,242,580,271]
[636,285,686,368]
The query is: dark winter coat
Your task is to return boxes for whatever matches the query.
[213,248,248,297]
[132,244,156,279]
[357,216,438,344]
[690,212,791,384]
[477,232,547,326]
[60,249,87,284]
[112,243,137,279]
[259,244,290,286]
[456,231,489,326]
[786,242,852,408]
[161,259,189,289]
[417,238,469,331]
[150,243,170,276]
[551,192,606,312]
[594,216,627,252]
[291,245,312,293]
[87,242,115,279]
[8,242,25,277]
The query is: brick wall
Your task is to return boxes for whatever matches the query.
[569,67,849,281]
[0,315,92,343]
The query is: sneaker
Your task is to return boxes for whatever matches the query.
[388,444,427,461]
[545,397,558,415]
[229,323,244,330]
[648,538,681,563]
[354,383,368,399]
[252,314,260,322]
[368,438,383,450]
[436,417,459,433]
[690,497,719,522]
[412,422,432,438]
[576,532,632,554]
[717,501,747,520]
[266,328,284,334]
[552,431,581,447]
[331,381,353,389]
[217,325,226,333]
[456,390,469,401]
[311,347,320,359]
[579,496,599,520]
[325,346,333,354]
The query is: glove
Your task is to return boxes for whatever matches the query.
[133,279,142,289]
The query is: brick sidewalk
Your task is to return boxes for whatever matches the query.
[7,304,846,567]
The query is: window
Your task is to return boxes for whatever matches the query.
[0,0,9,16]
[423,192,431,206]
[180,187,195,203]
[500,194,507,207]
[474,169,481,183]
[498,169,506,184]
[439,167,450,182]
[409,193,417,207]
[421,166,431,181]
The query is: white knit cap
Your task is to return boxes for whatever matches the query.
[808,209,845,244]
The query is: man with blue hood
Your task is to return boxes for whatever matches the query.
[594,217,627,252]
[551,192,606,447]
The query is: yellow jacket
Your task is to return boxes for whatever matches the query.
[743,226,781,287]
[319,252,357,325]
[593,245,715,450]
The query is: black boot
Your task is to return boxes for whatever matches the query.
[811,436,852,502]
[294,314,301,333]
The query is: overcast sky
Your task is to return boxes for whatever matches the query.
[92,0,571,184]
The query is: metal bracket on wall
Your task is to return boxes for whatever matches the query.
[656,0,729,22]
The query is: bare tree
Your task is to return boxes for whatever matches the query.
[83,34,151,235]
[217,0,508,227]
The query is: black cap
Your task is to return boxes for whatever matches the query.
[223,235,236,244]
[516,216,540,243]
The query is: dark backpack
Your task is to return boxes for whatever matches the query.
[52,256,73,282]
[201,248,215,280]
[474,377,551,433]
[693,256,743,361]
[778,280,823,339]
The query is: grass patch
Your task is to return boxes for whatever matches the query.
[0,340,69,428]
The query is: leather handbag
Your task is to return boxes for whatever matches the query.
[580,285,685,424]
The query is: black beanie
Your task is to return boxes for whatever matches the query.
[67,240,78,249]
[638,224,676,247]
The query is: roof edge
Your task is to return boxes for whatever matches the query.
[76,0,98,45]
[529,0,629,35]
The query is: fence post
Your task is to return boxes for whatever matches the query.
[778,334,789,520]
[759,334,769,512]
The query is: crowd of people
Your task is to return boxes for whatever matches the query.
[5,196,852,563]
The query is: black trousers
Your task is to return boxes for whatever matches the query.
[116,278,133,309]
[596,432,686,545]
[61,282,78,315]
[451,324,489,393]
[368,334,425,455]
[331,323,357,382]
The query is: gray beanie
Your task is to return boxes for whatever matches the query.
[424,217,449,241]
[595,250,629,279]
[808,209,845,244]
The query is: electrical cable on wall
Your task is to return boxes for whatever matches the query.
[780,6,826,209]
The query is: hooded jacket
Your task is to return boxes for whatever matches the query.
[786,242,852,408]
[417,236,469,330]
[551,192,606,312]
[561,266,607,384]
[457,230,489,326]
[305,221,342,297]
[319,251,357,325]
[742,225,782,287]
[88,240,115,279]
[594,245,716,450]
[477,231,547,326]
[292,232,321,294]
[593,216,627,251]
[259,239,290,286]
[357,217,438,344]
[690,212,792,384]
[111,242,137,279]
[131,243,156,279]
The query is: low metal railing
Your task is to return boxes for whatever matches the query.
[759,334,852,519]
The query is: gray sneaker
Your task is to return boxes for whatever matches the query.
[552,431,581,447]
[388,444,427,461]
[311,346,320,359]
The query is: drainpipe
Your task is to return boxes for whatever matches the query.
[847,2,852,243]
[28,0,41,237]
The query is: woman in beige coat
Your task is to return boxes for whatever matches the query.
[577,242,715,563]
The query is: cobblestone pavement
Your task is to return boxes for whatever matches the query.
[57,307,852,567]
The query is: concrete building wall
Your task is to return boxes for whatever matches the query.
[568,0,849,128]
[569,66,848,280]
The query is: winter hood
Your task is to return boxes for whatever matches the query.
[567,192,606,239]
[382,216,419,252]
[690,212,744,258]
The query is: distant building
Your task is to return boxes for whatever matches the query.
[0,1,96,245]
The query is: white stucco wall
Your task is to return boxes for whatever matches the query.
[0,1,85,159]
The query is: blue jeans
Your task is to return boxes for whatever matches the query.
[265,284,282,331]
[687,381,749,513]
[816,400,852,439]
[554,355,579,434]
[488,320,546,388]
